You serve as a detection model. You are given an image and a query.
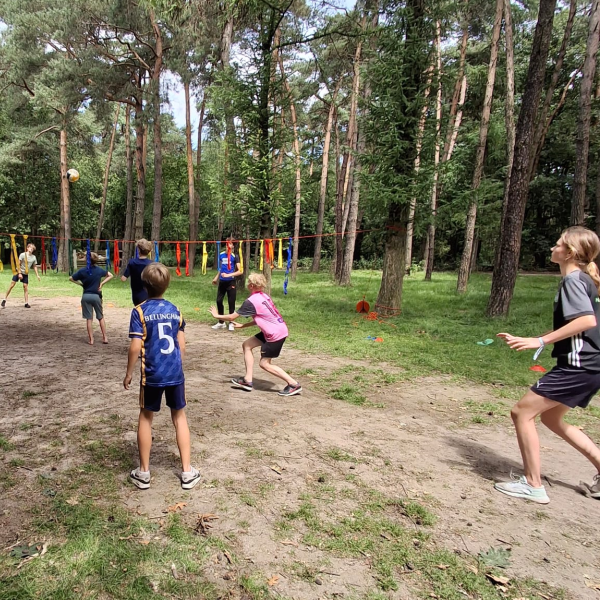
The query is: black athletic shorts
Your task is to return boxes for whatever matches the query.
[255,332,286,359]
[139,383,186,412]
[12,274,28,284]
[531,366,600,408]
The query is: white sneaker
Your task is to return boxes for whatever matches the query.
[211,322,226,330]
[494,473,549,504]
[181,467,201,490]
[228,322,235,331]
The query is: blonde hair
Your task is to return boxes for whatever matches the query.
[136,238,152,257]
[142,262,170,297]
[27,243,36,252]
[247,272,267,290]
[561,226,600,292]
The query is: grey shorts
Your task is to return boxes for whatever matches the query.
[81,293,103,320]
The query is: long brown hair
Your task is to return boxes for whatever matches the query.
[561,226,600,292]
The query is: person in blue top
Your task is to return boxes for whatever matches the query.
[70,252,113,345]
[123,262,200,491]
[121,238,153,306]
[212,236,243,331]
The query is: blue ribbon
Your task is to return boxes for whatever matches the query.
[86,239,92,274]
[51,237,58,271]
[135,245,139,259]
[106,240,111,271]
[216,241,221,272]
[284,237,292,295]
[154,241,159,262]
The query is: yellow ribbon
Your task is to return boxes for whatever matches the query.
[238,240,244,273]
[0,257,3,271]
[278,238,283,269]
[22,235,29,274]
[201,242,208,275]
[259,240,264,271]
[9,234,19,275]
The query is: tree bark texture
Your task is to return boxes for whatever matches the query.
[487,0,558,317]
[457,0,503,293]
[502,0,516,210]
[133,94,146,242]
[571,0,600,226]
[185,81,197,274]
[95,103,121,252]
[58,126,70,272]
[150,10,163,243]
[123,104,134,263]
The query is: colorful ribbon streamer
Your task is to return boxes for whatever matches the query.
[202,242,208,274]
[284,237,292,295]
[238,240,244,273]
[135,245,139,259]
[259,240,264,271]
[9,234,19,275]
[51,237,58,271]
[86,239,92,274]
[22,235,29,274]
[40,237,46,274]
[216,241,221,272]
[185,242,190,277]
[278,238,283,269]
[175,242,181,276]
[154,241,160,262]
[106,240,111,271]
[114,240,119,274]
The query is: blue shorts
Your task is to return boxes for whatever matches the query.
[12,274,28,284]
[531,366,600,408]
[139,383,186,412]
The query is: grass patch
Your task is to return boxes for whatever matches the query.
[0,435,13,451]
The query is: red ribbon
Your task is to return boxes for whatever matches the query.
[114,240,119,274]
[265,239,274,264]
[41,236,46,274]
[227,246,231,270]
[176,242,181,276]
[185,242,190,277]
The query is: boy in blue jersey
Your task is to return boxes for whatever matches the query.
[121,238,153,306]
[212,237,243,331]
[123,262,200,490]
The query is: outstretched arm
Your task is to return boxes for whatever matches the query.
[209,306,239,322]
[99,271,114,290]
[34,265,41,281]
[123,338,142,389]
[498,314,597,351]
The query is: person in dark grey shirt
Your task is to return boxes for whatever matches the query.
[495,227,600,504]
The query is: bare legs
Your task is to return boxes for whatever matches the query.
[3,280,16,300]
[241,336,297,386]
[137,407,192,473]
[511,389,600,487]
[85,318,108,345]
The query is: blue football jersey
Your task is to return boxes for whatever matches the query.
[129,299,186,387]
[219,251,238,280]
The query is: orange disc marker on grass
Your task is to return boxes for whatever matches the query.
[356,299,370,313]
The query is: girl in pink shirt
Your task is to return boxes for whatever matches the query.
[209,272,302,396]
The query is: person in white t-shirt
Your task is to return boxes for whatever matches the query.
[1,243,40,309]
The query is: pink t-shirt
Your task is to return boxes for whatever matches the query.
[237,292,289,342]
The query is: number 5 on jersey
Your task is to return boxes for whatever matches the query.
[158,322,175,354]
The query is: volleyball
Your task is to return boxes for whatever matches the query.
[66,169,80,182]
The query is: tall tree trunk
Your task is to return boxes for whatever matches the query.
[487,0,558,317]
[95,103,121,252]
[58,125,70,272]
[572,0,600,225]
[312,96,338,272]
[150,10,163,243]
[194,90,206,256]
[133,96,146,242]
[529,0,577,180]
[457,0,503,293]
[424,21,443,281]
[503,0,516,209]
[184,81,197,274]
[123,104,134,263]
[406,65,433,270]
[278,52,302,281]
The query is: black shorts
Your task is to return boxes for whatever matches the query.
[12,274,28,284]
[531,366,600,408]
[139,383,186,412]
[255,332,286,359]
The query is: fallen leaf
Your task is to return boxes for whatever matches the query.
[466,565,478,575]
[223,550,233,564]
[167,502,187,513]
[584,576,600,590]
[171,563,178,579]
[267,574,280,587]
[486,573,510,586]
[436,564,450,570]
[269,465,282,475]
[139,540,150,545]
[65,497,79,506]
[280,539,298,547]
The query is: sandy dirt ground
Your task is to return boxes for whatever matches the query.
[1,296,599,599]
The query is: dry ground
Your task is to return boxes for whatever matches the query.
[1,296,599,599]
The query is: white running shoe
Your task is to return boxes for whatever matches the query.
[211,322,226,330]
[181,467,201,490]
[494,473,549,504]
[228,322,235,331]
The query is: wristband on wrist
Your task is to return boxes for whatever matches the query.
[533,337,545,361]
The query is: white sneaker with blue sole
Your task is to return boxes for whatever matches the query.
[494,473,549,504]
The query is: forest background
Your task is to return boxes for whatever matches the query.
[0,0,598,317]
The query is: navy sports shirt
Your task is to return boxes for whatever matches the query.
[123,258,153,302]
[129,299,186,387]
[72,266,108,295]
[218,251,239,281]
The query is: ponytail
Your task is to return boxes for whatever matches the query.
[586,261,600,295]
